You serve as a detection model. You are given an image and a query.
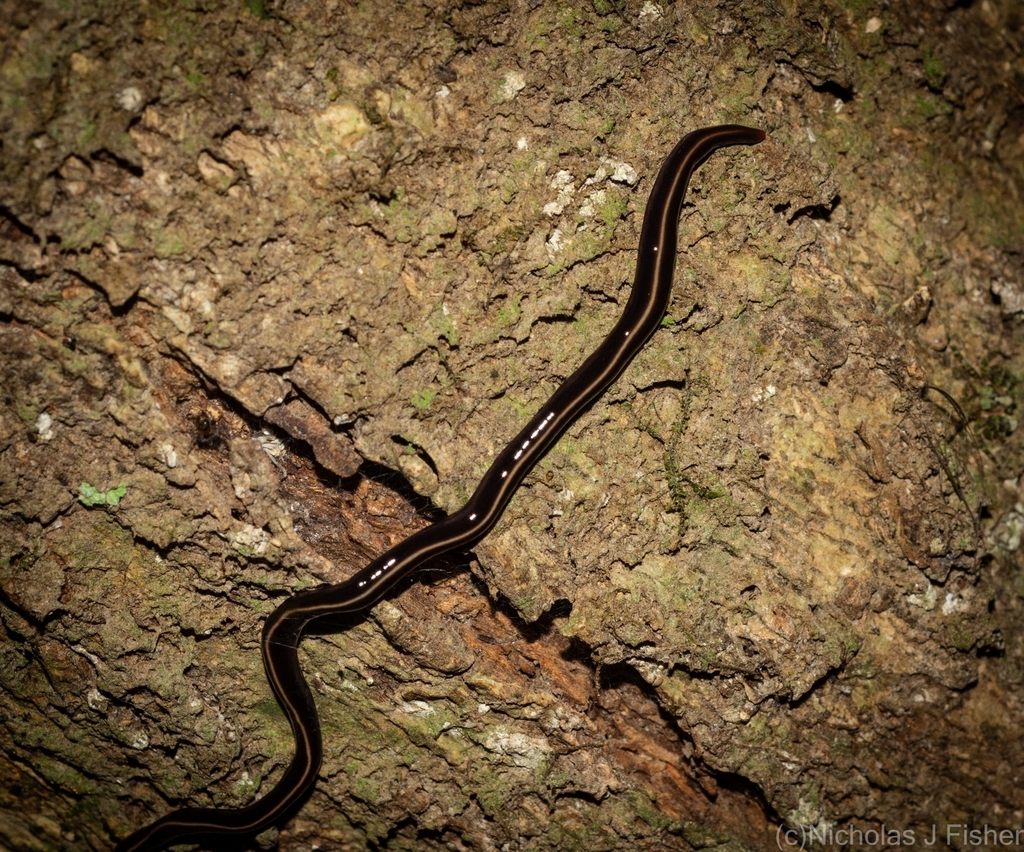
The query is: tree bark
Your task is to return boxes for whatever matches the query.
[2,1,1023,850]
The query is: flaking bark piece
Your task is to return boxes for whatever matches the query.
[265,398,360,478]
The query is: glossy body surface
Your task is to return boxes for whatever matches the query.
[116,124,765,852]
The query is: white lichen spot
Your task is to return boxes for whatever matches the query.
[546,228,564,254]
[993,502,1024,551]
[130,732,150,751]
[86,689,107,711]
[256,430,286,460]
[990,278,1024,316]
[482,727,551,768]
[545,705,586,733]
[232,524,270,556]
[751,384,777,404]
[180,279,217,320]
[115,86,144,112]
[236,771,258,796]
[401,700,435,717]
[908,583,937,611]
[578,188,607,219]
[942,592,968,615]
[786,798,829,833]
[158,442,177,469]
[583,164,609,187]
[543,169,575,216]
[35,412,55,442]
[806,126,817,144]
[516,137,529,150]
[638,2,664,21]
[497,70,526,102]
[477,703,491,714]
[606,159,638,186]
[435,85,450,99]
[865,16,882,34]
[833,99,844,114]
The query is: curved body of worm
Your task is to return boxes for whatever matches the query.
[115,124,765,852]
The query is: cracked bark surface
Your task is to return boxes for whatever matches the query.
[2,1,1024,850]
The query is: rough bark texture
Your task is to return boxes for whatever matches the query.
[2,0,1023,850]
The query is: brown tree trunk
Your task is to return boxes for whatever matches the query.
[2,1,1023,850]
